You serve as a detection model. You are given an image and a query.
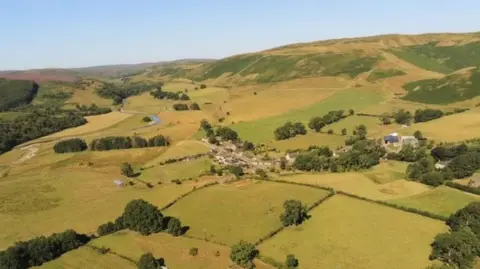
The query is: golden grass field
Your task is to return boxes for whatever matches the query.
[278,162,430,201]
[0,166,216,249]
[37,246,136,269]
[88,231,275,269]
[44,112,133,139]
[164,180,331,245]
[258,195,447,269]
[67,87,113,107]
[389,186,480,217]
[123,92,173,114]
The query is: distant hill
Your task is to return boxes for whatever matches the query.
[0,78,38,111]
[0,59,215,83]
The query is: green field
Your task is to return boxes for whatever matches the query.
[89,231,275,269]
[389,186,480,217]
[367,68,407,81]
[164,180,330,245]
[268,132,346,152]
[258,195,447,269]
[231,89,384,143]
[139,157,212,183]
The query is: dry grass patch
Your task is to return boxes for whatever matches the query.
[279,171,429,201]
[67,87,112,107]
[89,231,275,269]
[43,112,132,139]
[37,246,136,269]
[164,180,330,245]
[389,186,480,217]
[258,195,447,269]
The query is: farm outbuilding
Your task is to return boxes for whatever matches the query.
[401,136,419,147]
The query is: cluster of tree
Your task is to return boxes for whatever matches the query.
[227,165,244,178]
[429,202,480,269]
[392,109,413,125]
[97,199,185,237]
[0,78,39,112]
[430,143,480,179]
[230,241,258,269]
[150,87,190,101]
[0,230,90,269]
[294,139,386,172]
[344,124,368,145]
[216,126,239,141]
[137,253,166,269]
[90,135,169,151]
[414,108,444,123]
[308,110,348,132]
[280,200,308,226]
[97,82,158,105]
[0,112,87,155]
[274,122,307,140]
[74,103,112,116]
[386,145,427,162]
[431,143,469,161]
[53,138,88,153]
[172,102,200,111]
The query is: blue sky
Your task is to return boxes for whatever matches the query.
[0,0,479,70]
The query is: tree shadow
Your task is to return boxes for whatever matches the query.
[180,226,190,235]
[133,172,142,177]
[157,257,165,266]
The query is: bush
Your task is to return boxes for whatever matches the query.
[230,241,258,269]
[121,162,135,177]
[53,138,88,153]
[446,202,480,235]
[228,165,244,178]
[173,103,189,111]
[166,217,183,236]
[200,84,207,89]
[142,116,152,122]
[189,102,200,110]
[122,200,165,235]
[414,108,444,123]
[420,171,445,187]
[189,247,198,256]
[148,135,170,147]
[286,254,299,268]
[327,129,334,134]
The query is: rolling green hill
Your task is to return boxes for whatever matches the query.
[0,78,38,111]
[402,67,480,104]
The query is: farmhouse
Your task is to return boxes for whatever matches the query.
[384,133,399,144]
[435,161,449,170]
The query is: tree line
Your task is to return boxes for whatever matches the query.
[73,103,112,116]
[0,112,87,155]
[172,102,200,111]
[0,230,90,269]
[380,108,470,125]
[89,135,169,151]
[54,138,88,153]
[96,82,159,105]
[0,78,39,112]
[308,109,353,132]
[97,199,186,237]
[150,87,190,101]
[293,134,386,172]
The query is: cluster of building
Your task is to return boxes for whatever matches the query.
[383,132,419,147]
[203,139,273,169]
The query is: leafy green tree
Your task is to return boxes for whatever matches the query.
[392,109,412,125]
[142,116,152,122]
[355,124,368,139]
[166,217,183,236]
[121,162,135,177]
[429,228,480,269]
[53,138,88,153]
[216,127,238,141]
[380,113,392,125]
[230,241,258,269]
[349,109,354,116]
[447,202,480,235]
[228,165,244,179]
[286,254,299,268]
[200,119,212,131]
[280,200,308,226]
[414,130,424,140]
[97,222,116,236]
[200,84,207,89]
[341,128,347,136]
[407,157,434,179]
[122,200,164,235]
[420,171,445,187]
[137,253,164,269]
[308,117,325,132]
[189,247,198,256]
